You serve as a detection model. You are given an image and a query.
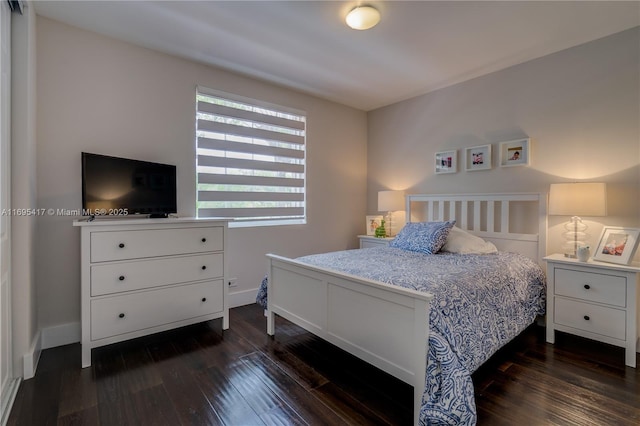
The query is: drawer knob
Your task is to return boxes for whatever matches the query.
[201,238,207,243]
[584,284,590,290]
[201,297,207,302]
[119,275,125,281]
[583,315,590,321]
[201,265,207,270]
[118,313,125,319]
[118,243,125,248]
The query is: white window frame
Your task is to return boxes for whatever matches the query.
[195,86,307,228]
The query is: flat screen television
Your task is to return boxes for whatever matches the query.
[81,152,177,218]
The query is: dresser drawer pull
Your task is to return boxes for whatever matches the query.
[583,315,590,321]
[583,284,590,290]
[118,313,125,319]
[201,265,207,270]
[201,238,207,243]
[201,297,207,302]
[119,275,125,281]
[118,243,125,248]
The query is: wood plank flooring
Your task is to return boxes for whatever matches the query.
[7,304,640,425]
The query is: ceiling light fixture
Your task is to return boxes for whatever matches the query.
[346,5,380,30]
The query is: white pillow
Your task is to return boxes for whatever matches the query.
[442,226,498,254]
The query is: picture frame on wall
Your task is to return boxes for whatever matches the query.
[593,226,640,265]
[435,150,457,174]
[499,138,530,167]
[465,144,492,171]
[365,215,384,236]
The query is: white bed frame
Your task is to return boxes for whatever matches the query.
[266,193,546,425]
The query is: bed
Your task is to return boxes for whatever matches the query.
[261,193,547,425]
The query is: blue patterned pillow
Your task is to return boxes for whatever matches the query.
[389,221,456,254]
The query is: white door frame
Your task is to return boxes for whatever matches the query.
[0,1,18,424]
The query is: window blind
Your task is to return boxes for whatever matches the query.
[196,87,306,226]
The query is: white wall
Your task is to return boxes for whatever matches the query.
[367,27,640,258]
[36,17,367,335]
[367,27,640,347]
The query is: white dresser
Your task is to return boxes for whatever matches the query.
[544,254,639,367]
[74,218,229,367]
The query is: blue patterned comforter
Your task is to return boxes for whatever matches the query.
[257,247,546,425]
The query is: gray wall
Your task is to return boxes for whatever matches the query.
[36,17,367,333]
[367,27,640,258]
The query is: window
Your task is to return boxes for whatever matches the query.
[196,87,306,227]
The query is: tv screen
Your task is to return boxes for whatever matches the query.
[82,152,177,217]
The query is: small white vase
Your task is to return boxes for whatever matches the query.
[576,246,590,262]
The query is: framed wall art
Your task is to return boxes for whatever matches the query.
[593,226,640,265]
[435,150,457,174]
[465,144,492,171]
[499,138,530,167]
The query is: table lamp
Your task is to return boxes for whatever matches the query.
[378,190,405,237]
[548,182,607,258]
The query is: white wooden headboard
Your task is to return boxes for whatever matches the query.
[405,193,547,265]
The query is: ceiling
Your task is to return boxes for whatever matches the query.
[32,1,640,111]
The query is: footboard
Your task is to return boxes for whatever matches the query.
[266,254,433,425]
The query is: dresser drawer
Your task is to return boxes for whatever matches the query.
[554,297,626,341]
[555,268,626,307]
[90,226,223,262]
[91,280,224,341]
[91,253,223,296]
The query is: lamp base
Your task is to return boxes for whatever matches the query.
[561,216,588,259]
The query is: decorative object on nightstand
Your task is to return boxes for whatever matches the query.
[548,182,607,258]
[576,245,590,262]
[378,190,404,237]
[544,254,639,368]
[374,219,387,238]
[593,226,640,265]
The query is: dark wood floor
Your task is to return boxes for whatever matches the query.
[7,304,640,425]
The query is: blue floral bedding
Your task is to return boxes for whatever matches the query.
[257,247,546,425]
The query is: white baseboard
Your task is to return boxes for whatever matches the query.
[22,329,41,380]
[1,377,20,426]
[228,287,259,308]
[41,321,80,350]
[23,321,80,380]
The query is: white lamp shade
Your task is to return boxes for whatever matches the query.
[548,182,607,216]
[346,6,381,30]
[378,190,404,212]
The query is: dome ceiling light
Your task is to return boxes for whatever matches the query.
[345,5,381,30]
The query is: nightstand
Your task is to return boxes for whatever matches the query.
[544,253,640,367]
[358,235,394,248]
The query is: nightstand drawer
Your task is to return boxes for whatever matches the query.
[358,235,393,248]
[554,298,626,341]
[555,268,626,307]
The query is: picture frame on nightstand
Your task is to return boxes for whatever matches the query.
[593,226,640,265]
[365,215,384,236]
